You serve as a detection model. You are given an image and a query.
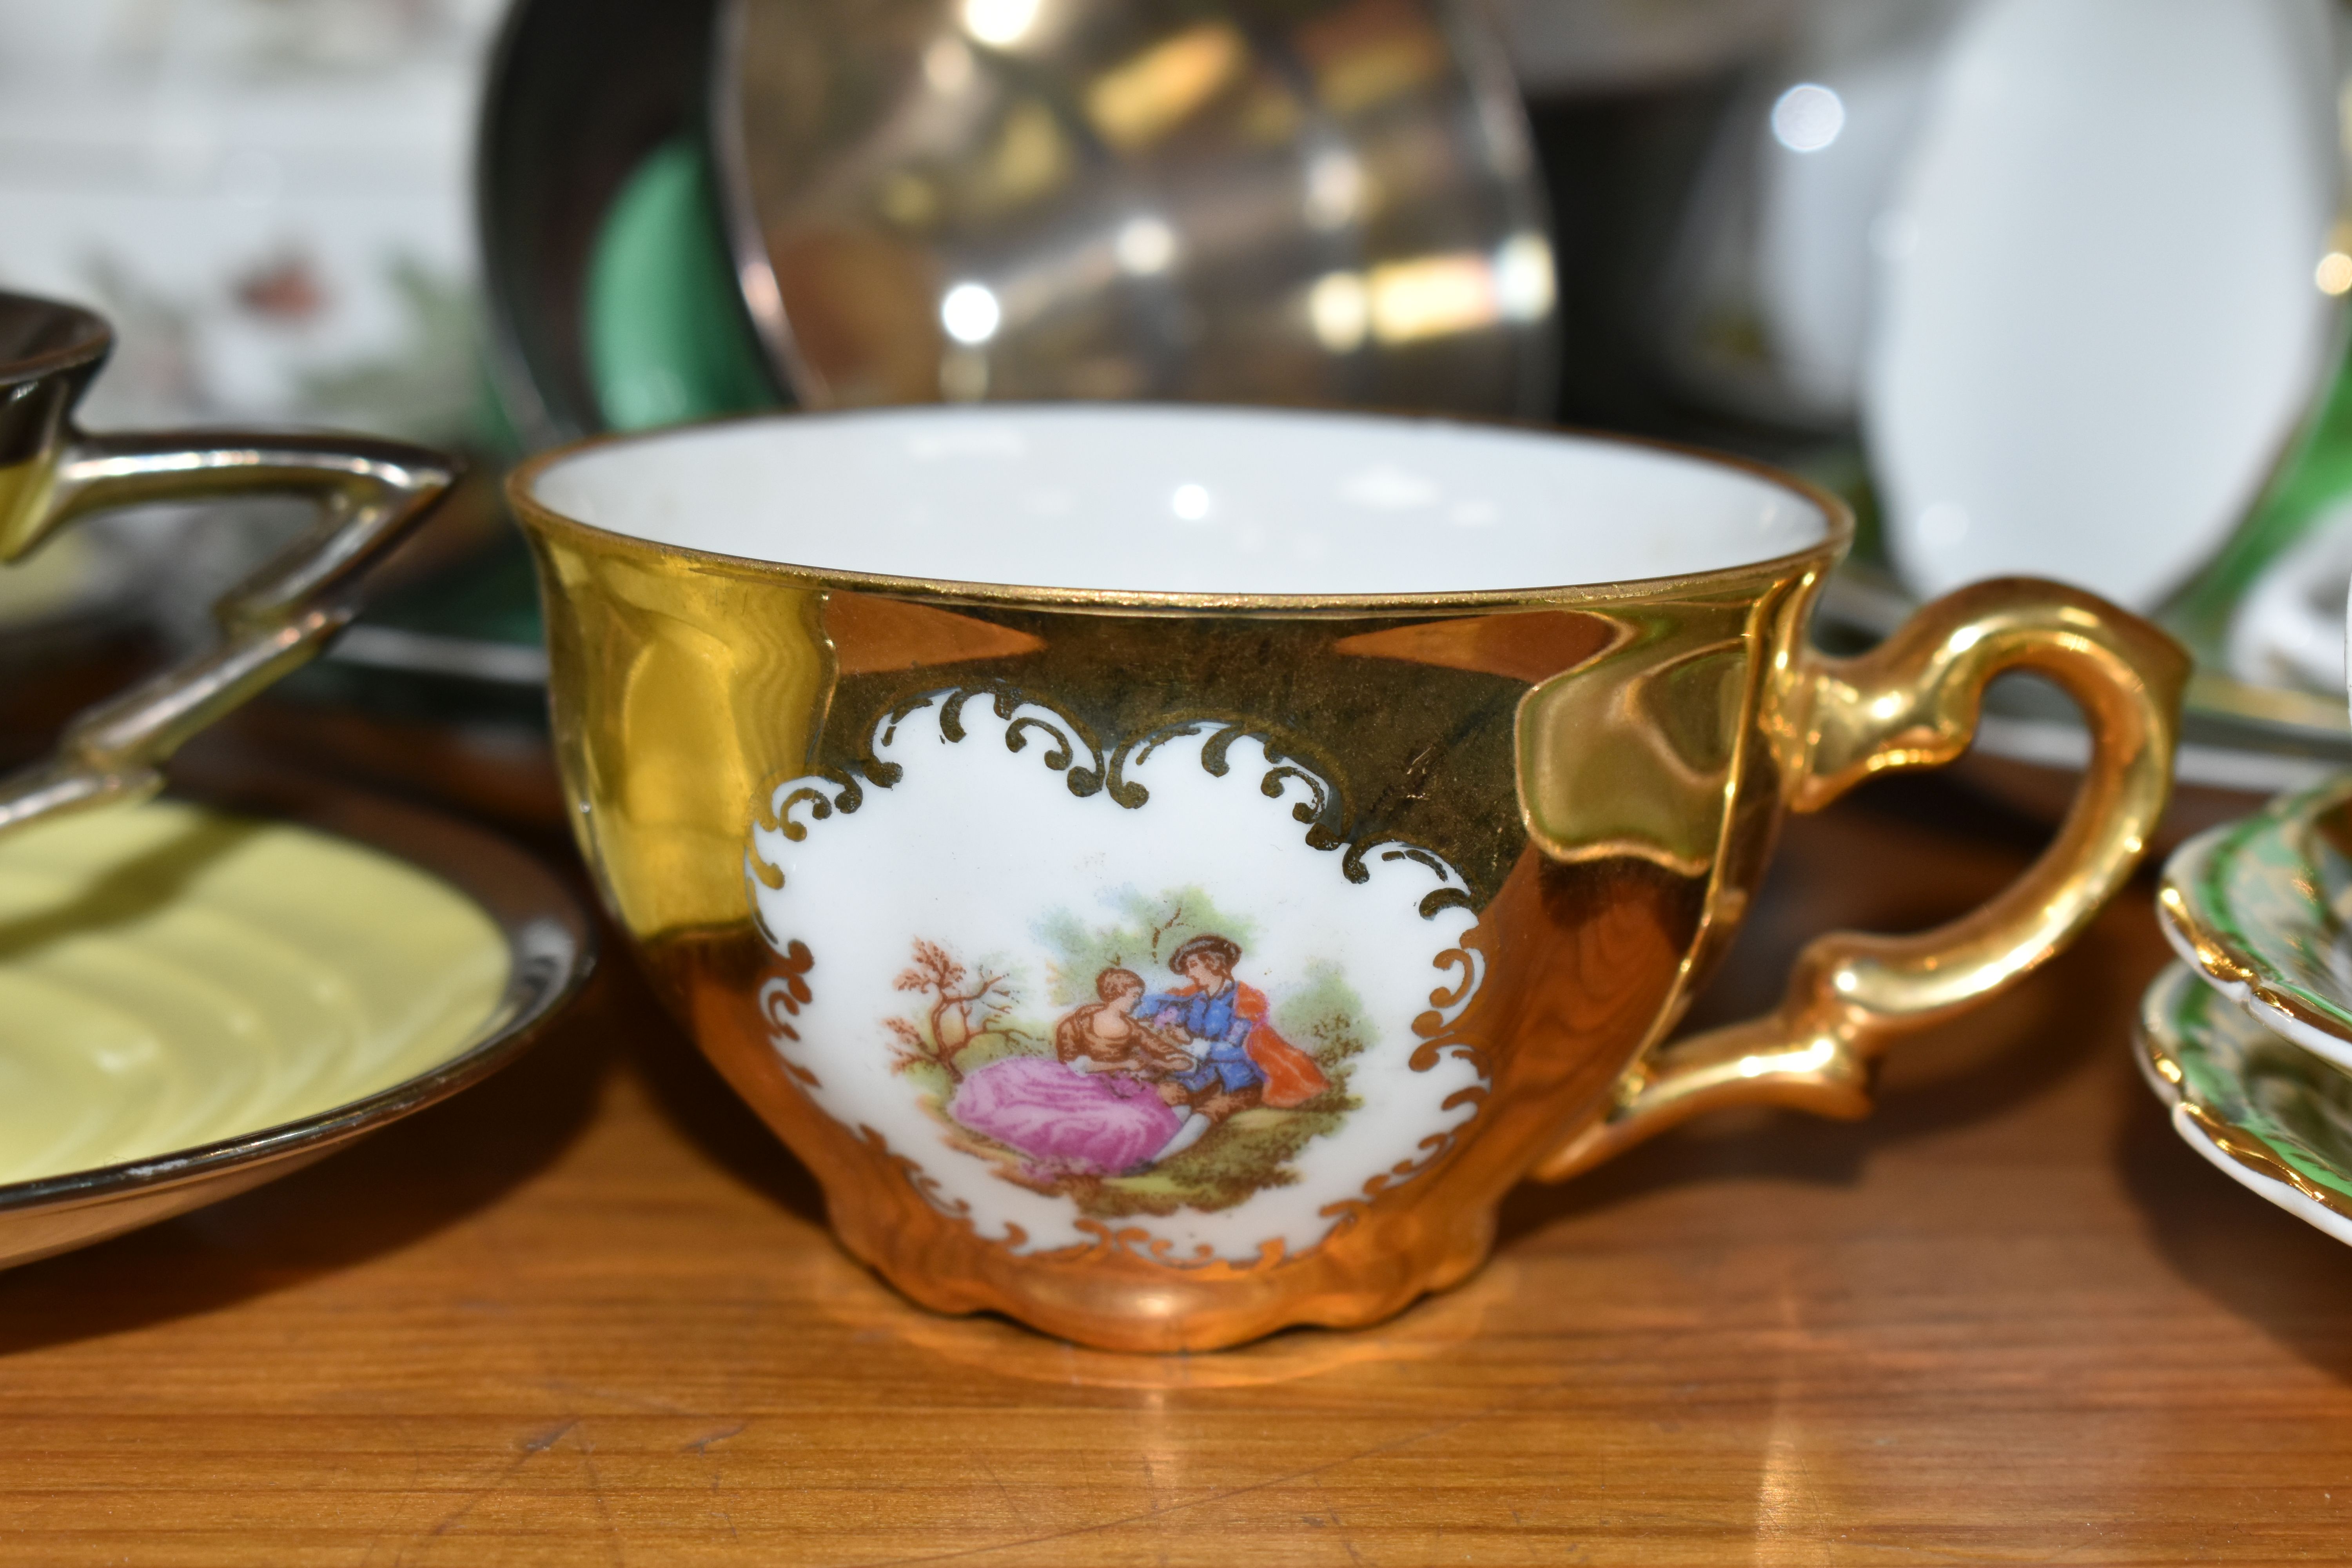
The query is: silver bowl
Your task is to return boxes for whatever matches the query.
[713,0,1557,413]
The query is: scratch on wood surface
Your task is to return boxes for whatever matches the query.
[1316,1473,1348,1532]
[980,1456,1019,1518]
[842,1374,1578,1568]
[681,1423,747,1539]
[711,1470,742,1542]
[683,1422,747,1454]
[398,1418,580,1561]
[570,1422,625,1568]
[523,1419,581,1454]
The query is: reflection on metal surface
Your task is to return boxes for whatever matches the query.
[1494,231,1557,320]
[1087,23,1249,150]
[713,0,1555,414]
[0,291,459,839]
[940,282,1003,345]
[328,625,554,687]
[962,0,1045,48]
[1516,610,1751,876]
[1308,270,1372,351]
[1769,82,1844,153]
[1114,215,1180,275]
[1305,235,1554,352]
[1367,252,1499,343]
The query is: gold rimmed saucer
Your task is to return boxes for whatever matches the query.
[2136,961,2352,1247]
[0,781,593,1270]
[2157,773,2352,1074]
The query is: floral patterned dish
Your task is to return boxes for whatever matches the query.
[2158,773,2352,1073]
[2136,960,2352,1247]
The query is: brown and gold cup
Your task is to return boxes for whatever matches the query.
[510,405,2183,1352]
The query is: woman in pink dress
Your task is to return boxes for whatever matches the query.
[949,969,1193,1177]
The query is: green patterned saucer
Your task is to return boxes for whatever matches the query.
[2137,962,2352,1246]
[2159,773,2352,1074]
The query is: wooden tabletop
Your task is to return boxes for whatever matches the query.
[7,764,2352,1565]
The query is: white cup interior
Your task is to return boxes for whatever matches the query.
[528,405,1832,596]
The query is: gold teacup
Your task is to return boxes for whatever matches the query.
[511,405,2183,1352]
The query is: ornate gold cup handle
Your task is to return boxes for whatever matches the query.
[0,293,457,837]
[1537,577,2189,1181]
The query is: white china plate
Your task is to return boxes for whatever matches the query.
[1869,0,2343,612]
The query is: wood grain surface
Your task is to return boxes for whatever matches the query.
[6,772,2352,1565]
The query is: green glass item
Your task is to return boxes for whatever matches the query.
[583,137,781,432]
[2165,335,2352,658]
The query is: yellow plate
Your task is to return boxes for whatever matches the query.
[0,788,592,1268]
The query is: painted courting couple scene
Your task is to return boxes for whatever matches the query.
[883,889,1368,1220]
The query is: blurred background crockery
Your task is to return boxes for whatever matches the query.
[9,0,2352,1301]
[10,0,2342,840]
[33,2,2352,1552]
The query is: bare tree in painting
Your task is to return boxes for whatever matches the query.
[886,939,1013,1081]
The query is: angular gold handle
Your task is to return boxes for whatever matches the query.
[1536,577,2187,1181]
[0,293,458,836]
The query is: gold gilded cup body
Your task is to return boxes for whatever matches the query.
[512,409,2182,1352]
